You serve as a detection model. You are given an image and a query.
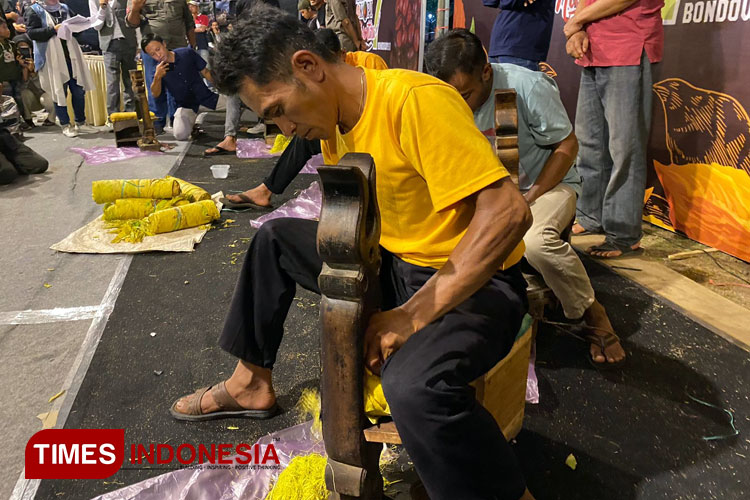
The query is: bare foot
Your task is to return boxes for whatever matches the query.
[226,183,273,207]
[583,300,626,364]
[172,360,276,415]
[204,135,237,155]
[587,242,641,258]
[571,223,588,235]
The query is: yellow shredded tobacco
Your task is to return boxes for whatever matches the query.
[108,200,220,243]
[92,178,180,204]
[264,453,328,500]
[166,176,211,202]
[102,197,189,221]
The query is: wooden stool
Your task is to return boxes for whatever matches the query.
[110,111,156,148]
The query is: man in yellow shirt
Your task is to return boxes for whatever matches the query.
[173,6,534,500]
[221,27,387,209]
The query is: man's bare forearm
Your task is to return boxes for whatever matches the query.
[187,28,196,48]
[150,77,162,98]
[341,19,361,48]
[400,178,532,331]
[575,0,638,24]
[524,132,578,204]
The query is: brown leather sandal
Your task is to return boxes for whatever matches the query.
[543,320,626,370]
[169,381,279,422]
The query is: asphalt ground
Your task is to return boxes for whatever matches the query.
[23,115,750,500]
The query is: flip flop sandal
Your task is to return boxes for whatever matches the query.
[169,381,280,422]
[586,241,643,259]
[543,319,626,370]
[203,146,235,157]
[219,194,273,210]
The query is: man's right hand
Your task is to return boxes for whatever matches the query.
[154,61,168,79]
[54,24,61,31]
[566,31,589,59]
[131,0,146,10]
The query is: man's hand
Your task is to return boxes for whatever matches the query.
[13,23,25,33]
[357,39,367,51]
[364,308,419,374]
[131,0,145,10]
[154,61,169,79]
[99,0,108,7]
[566,31,589,59]
[563,17,583,38]
[54,24,61,31]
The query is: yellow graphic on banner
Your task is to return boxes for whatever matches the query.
[653,78,750,174]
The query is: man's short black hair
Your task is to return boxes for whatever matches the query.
[423,29,487,82]
[314,28,341,55]
[211,4,338,95]
[140,33,165,53]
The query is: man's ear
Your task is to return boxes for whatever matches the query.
[291,50,325,83]
[481,62,492,83]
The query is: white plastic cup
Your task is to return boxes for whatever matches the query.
[210,164,230,179]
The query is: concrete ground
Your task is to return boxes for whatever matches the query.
[3,114,749,500]
[0,124,188,500]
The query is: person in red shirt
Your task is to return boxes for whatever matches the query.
[188,1,210,63]
[563,0,664,258]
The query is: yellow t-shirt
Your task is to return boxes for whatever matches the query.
[344,51,389,70]
[321,69,525,270]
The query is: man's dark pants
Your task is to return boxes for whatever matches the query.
[0,129,48,184]
[263,135,321,194]
[219,218,528,500]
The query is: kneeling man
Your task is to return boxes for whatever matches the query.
[172,7,535,500]
[425,30,625,367]
[141,34,220,141]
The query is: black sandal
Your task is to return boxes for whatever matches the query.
[586,241,642,259]
[203,145,235,157]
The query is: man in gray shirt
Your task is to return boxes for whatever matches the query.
[126,0,195,133]
[325,0,362,52]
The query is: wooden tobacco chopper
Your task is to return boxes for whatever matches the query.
[316,90,534,499]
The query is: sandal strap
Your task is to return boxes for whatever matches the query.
[583,327,621,350]
[210,381,245,412]
[187,386,211,416]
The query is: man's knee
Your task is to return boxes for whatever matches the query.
[0,165,17,184]
[15,147,48,175]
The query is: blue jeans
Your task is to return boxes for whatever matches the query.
[53,58,86,126]
[141,51,176,129]
[489,55,539,72]
[574,51,653,248]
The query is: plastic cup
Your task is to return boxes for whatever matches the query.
[210,164,230,179]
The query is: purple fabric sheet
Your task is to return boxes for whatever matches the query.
[300,153,325,174]
[69,146,163,165]
[250,181,321,229]
[93,422,324,500]
[236,139,279,159]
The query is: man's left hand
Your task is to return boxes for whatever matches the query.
[364,307,419,374]
[563,17,583,38]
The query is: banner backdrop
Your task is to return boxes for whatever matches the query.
[459,0,750,262]
[355,0,424,70]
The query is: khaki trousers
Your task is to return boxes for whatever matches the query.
[524,183,596,319]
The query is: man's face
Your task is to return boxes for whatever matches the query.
[211,21,219,30]
[237,52,339,141]
[299,8,314,19]
[310,0,324,8]
[0,23,9,39]
[189,4,198,15]
[145,40,169,63]
[446,64,493,113]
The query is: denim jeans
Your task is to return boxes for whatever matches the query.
[574,50,653,248]
[489,55,539,72]
[103,39,137,115]
[53,58,86,126]
[141,51,176,128]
